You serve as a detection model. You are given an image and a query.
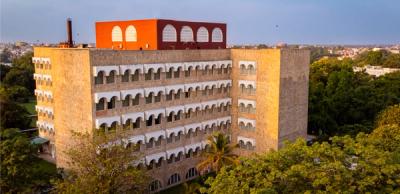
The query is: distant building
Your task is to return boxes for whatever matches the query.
[353,65,400,76]
[33,18,310,193]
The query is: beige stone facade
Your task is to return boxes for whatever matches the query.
[33,47,309,192]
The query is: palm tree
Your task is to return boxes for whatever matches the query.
[197,131,238,173]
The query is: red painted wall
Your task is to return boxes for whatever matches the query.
[157,19,226,50]
[95,19,226,50]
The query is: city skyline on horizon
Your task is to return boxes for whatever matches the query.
[1,0,400,45]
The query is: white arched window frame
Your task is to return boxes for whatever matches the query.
[125,25,137,42]
[111,26,123,42]
[211,27,223,42]
[196,27,209,42]
[162,24,177,42]
[180,26,194,42]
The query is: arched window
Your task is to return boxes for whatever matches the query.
[154,91,162,103]
[146,138,154,148]
[185,66,192,77]
[166,91,173,101]
[124,119,132,130]
[248,65,256,74]
[155,113,162,125]
[167,112,174,122]
[186,168,198,179]
[132,69,140,81]
[147,115,153,126]
[122,70,130,82]
[149,180,162,192]
[106,70,116,84]
[246,142,254,150]
[175,132,182,142]
[174,89,181,100]
[167,154,175,163]
[132,94,140,106]
[155,136,163,147]
[238,140,245,148]
[168,173,181,185]
[239,103,246,112]
[125,25,137,42]
[95,71,104,85]
[146,92,154,104]
[154,68,161,80]
[111,26,123,42]
[197,27,209,42]
[108,96,117,109]
[162,24,177,42]
[133,117,141,129]
[96,98,106,111]
[240,84,246,93]
[211,27,223,42]
[166,133,173,143]
[240,64,247,74]
[99,123,107,133]
[239,122,246,130]
[109,121,118,132]
[174,67,181,78]
[145,68,153,80]
[180,26,194,42]
[166,67,174,79]
[122,95,131,107]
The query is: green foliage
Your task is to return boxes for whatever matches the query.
[375,104,400,127]
[2,85,31,103]
[203,125,400,194]
[53,132,149,194]
[308,46,339,63]
[308,58,400,139]
[3,65,35,94]
[0,64,11,81]
[1,51,35,94]
[355,50,400,68]
[12,51,34,72]
[197,132,238,172]
[0,52,35,130]
[0,89,32,130]
[0,128,56,193]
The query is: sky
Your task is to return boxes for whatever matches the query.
[1,0,400,45]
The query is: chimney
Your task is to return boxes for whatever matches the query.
[67,18,73,47]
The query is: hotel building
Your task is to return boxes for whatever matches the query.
[32,19,310,192]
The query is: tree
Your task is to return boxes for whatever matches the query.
[375,104,400,127]
[0,88,32,130]
[0,128,37,193]
[203,125,400,193]
[355,50,390,66]
[197,132,238,173]
[3,85,31,103]
[3,67,35,94]
[0,48,13,63]
[12,51,34,76]
[0,64,11,81]
[53,132,149,194]
[183,182,202,194]
[383,54,400,68]
[308,57,400,139]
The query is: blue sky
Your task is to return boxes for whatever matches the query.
[1,0,399,45]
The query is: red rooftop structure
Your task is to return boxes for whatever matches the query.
[95,19,226,50]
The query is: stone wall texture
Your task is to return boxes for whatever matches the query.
[34,47,310,191]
